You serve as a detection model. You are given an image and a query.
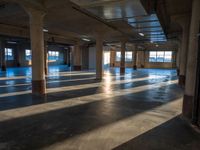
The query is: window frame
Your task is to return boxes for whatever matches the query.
[115,51,133,62]
[5,48,14,61]
[25,49,32,61]
[149,51,173,63]
[48,51,59,61]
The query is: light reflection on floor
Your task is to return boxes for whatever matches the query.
[0,66,191,150]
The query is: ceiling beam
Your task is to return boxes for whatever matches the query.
[71,0,124,8]
[0,0,45,11]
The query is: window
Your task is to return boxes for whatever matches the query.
[156,51,164,62]
[149,51,157,62]
[5,48,14,60]
[48,51,59,60]
[125,52,133,62]
[25,49,31,61]
[116,52,121,61]
[149,51,173,62]
[164,51,172,62]
[116,51,133,62]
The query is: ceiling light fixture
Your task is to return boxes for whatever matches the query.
[7,41,17,44]
[82,38,90,42]
[43,29,48,32]
[139,33,144,36]
[156,44,159,47]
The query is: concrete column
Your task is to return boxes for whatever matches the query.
[29,9,46,95]
[110,50,115,67]
[73,43,82,71]
[183,0,200,119]
[63,49,68,65]
[96,36,103,80]
[176,45,181,76]
[0,39,6,71]
[16,43,22,67]
[178,17,190,87]
[120,41,126,74]
[133,50,137,70]
[67,49,71,67]
[44,41,48,75]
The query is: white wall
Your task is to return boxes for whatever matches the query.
[89,46,112,70]
[89,46,96,70]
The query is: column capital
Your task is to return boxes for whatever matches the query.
[12,0,46,14]
[27,8,46,19]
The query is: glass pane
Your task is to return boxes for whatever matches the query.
[164,51,172,62]
[156,51,164,62]
[125,52,132,62]
[5,48,13,60]
[116,52,121,61]
[149,51,157,62]
[25,49,31,60]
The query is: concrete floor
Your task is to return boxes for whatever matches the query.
[0,66,199,150]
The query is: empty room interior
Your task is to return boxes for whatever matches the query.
[0,0,200,150]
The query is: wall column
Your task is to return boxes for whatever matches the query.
[73,43,82,71]
[96,36,103,80]
[120,41,126,74]
[183,0,200,119]
[110,50,115,67]
[28,9,46,95]
[176,42,181,76]
[44,41,48,75]
[178,17,190,87]
[133,50,137,70]
[0,39,6,71]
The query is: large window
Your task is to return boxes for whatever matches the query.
[5,48,14,60]
[149,51,172,62]
[116,52,121,61]
[25,49,31,61]
[125,52,133,62]
[48,51,59,61]
[116,51,133,62]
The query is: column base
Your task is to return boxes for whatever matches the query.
[1,65,6,71]
[133,65,137,70]
[32,80,46,96]
[120,67,125,74]
[182,94,193,120]
[178,75,185,87]
[73,65,82,71]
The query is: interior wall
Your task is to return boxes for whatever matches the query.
[144,51,176,68]
[89,46,96,70]
[110,50,177,69]
[82,45,89,70]
[0,42,69,68]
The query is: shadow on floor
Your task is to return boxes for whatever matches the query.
[0,77,180,111]
[113,116,200,150]
[0,86,182,150]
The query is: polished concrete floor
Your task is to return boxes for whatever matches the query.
[0,66,199,150]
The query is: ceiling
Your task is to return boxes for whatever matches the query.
[0,0,193,47]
